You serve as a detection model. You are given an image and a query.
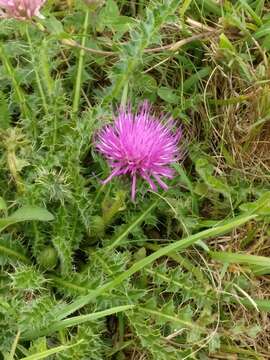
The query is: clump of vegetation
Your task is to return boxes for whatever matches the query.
[0,0,270,359]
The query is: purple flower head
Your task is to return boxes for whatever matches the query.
[96,102,182,200]
[0,0,46,20]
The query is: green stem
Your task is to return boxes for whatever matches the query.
[120,82,128,108]
[72,10,89,114]
[25,25,48,114]
[0,44,29,119]
[118,313,125,345]
[208,95,250,106]
[8,331,21,360]
[106,200,159,250]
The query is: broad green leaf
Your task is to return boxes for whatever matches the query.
[0,207,54,232]
[157,87,179,104]
[183,67,211,92]
[46,16,65,36]
[9,207,54,221]
[195,158,231,197]
[134,74,157,94]
[101,0,119,18]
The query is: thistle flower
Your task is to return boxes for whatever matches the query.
[0,0,46,20]
[96,102,181,200]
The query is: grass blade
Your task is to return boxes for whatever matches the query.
[20,340,84,360]
[72,10,89,114]
[234,298,270,312]
[210,251,270,275]
[107,200,159,250]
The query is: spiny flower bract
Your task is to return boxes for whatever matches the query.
[96,102,182,200]
[0,0,46,19]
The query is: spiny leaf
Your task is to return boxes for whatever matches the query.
[22,305,135,340]
[53,212,257,321]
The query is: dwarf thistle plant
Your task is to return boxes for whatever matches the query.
[0,1,269,359]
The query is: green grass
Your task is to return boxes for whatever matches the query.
[0,0,270,359]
